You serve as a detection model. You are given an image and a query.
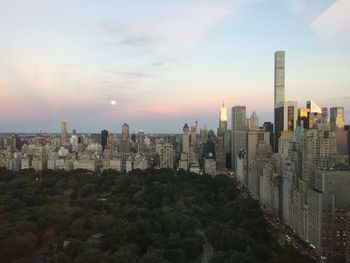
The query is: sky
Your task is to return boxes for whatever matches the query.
[0,0,350,133]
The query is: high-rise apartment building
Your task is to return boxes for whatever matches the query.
[307,168,350,261]
[247,128,270,195]
[274,51,286,152]
[156,142,174,169]
[274,51,285,106]
[301,123,337,185]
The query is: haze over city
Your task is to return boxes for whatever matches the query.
[1,0,349,132]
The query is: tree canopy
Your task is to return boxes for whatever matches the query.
[0,168,314,263]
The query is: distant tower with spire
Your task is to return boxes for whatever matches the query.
[219,101,228,131]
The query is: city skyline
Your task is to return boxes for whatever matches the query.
[1,0,350,133]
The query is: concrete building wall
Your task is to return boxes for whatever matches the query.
[110,159,122,172]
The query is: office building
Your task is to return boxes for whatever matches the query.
[274,101,298,152]
[231,106,247,178]
[330,107,345,131]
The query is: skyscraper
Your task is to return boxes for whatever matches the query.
[182,123,190,154]
[120,123,130,153]
[274,101,298,152]
[101,129,108,151]
[273,51,298,152]
[274,51,285,152]
[219,103,228,131]
[60,120,68,147]
[330,107,345,131]
[249,112,259,131]
[231,106,247,178]
[216,105,227,173]
[274,51,285,106]
[189,122,199,167]
[179,123,190,170]
[137,131,146,153]
[263,122,274,149]
[190,121,197,147]
[122,123,129,140]
[297,108,309,129]
[321,107,328,119]
[200,126,208,143]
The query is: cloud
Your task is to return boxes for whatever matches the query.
[104,70,152,79]
[99,1,253,59]
[311,0,350,40]
[285,0,309,15]
[0,0,44,8]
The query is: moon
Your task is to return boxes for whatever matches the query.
[110,100,116,105]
